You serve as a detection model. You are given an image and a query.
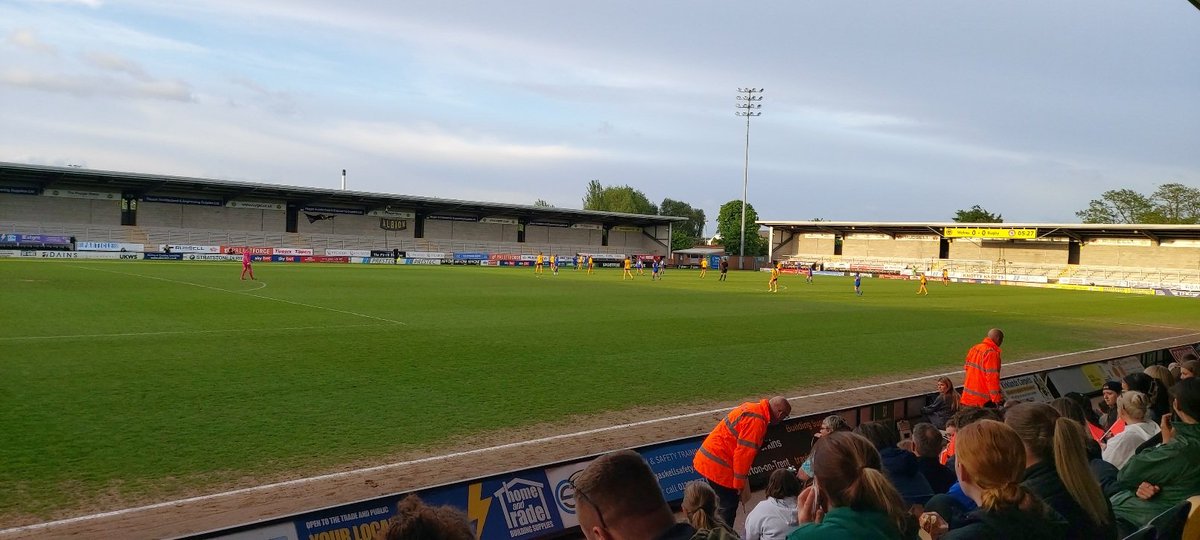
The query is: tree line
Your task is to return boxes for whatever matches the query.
[955,183,1198,225]
[537,180,766,255]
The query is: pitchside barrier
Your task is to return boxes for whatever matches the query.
[180,342,1197,540]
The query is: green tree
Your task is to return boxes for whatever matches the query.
[581,180,657,215]
[533,199,552,207]
[716,200,766,256]
[659,198,707,250]
[1076,189,1156,224]
[952,205,1003,223]
[1151,183,1200,224]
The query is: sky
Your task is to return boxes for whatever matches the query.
[1,1,1197,232]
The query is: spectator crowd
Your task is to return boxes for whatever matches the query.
[373,339,1200,540]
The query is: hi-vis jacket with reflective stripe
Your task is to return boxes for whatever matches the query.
[693,400,771,490]
[961,337,1003,407]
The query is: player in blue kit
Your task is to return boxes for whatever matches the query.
[854,273,863,296]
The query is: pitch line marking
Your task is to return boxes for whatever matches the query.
[0,323,390,342]
[4,331,1197,536]
[65,265,406,326]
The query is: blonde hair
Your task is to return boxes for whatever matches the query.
[954,420,1043,513]
[811,432,911,536]
[682,481,726,532]
[1145,365,1176,395]
[1117,391,1151,422]
[1004,403,1110,527]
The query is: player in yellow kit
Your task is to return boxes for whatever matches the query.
[622,257,633,280]
[917,273,929,295]
[535,252,544,275]
[942,268,950,285]
[768,263,780,292]
[587,256,595,275]
[699,257,708,278]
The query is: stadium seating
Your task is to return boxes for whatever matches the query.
[0,220,633,257]
[784,252,1200,289]
[1122,498,1194,540]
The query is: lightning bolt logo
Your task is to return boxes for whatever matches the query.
[467,482,492,540]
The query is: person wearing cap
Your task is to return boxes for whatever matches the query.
[694,396,792,527]
[1097,381,1122,432]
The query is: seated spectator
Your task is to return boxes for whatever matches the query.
[1180,360,1196,380]
[1145,365,1176,419]
[682,481,739,538]
[929,406,1005,525]
[573,449,697,540]
[855,421,934,506]
[1048,397,1120,497]
[1101,391,1159,469]
[745,468,802,540]
[788,431,919,540]
[384,494,473,540]
[1059,394,1105,441]
[796,415,850,483]
[1110,378,1200,532]
[912,423,955,494]
[1123,373,1161,423]
[1097,381,1122,431]
[919,420,1067,539]
[1005,402,1116,540]
[921,377,960,430]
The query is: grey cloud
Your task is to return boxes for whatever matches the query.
[229,76,297,115]
[2,69,193,101]
[80,50,149,80]
[6,28,57,55]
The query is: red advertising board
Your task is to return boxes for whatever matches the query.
[222,245,274,256]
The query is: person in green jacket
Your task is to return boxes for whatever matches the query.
[788,431,919,540]
[1110,378,1200,531]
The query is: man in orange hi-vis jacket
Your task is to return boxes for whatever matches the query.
[693,396,792,527]
[961,328,1005,408]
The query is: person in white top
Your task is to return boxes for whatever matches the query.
[744,468,802,540]
[1102,391,1160,469]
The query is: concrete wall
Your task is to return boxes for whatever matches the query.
[295,213,412,241]
[1081,243,1200,269]
[0,193,120,225]
[138,201,284,231]
[842,235,939,259]
[791,235,835,257]
[949,239,1069,264]
[547,227,591,245]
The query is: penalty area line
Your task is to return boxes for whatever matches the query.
[4,332,1198,536]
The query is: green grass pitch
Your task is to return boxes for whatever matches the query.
[1,260,1198,520]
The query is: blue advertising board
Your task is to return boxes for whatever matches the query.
[453,252,489,261]
[287,468,565,540]
[637,439,704,502]
[143,253,184,260]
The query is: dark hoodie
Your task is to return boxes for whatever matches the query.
[1021,460,1116,540]
[879,446,934,505]
[944,505,1068,540]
